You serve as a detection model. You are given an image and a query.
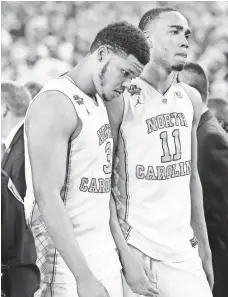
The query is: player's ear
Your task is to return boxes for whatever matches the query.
[218,118,225,128]
[1,102,8,118]
[144,32,153,49]
[97,45,110,62]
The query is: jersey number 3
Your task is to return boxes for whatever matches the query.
[160,129,181,163]
[103,141,112,174]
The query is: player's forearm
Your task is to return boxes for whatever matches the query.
[190,174,211,256]
[36,189,93,281]
[109,196,131,257]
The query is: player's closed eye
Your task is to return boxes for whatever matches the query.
[121,69,130,77]
[170,30,179,35]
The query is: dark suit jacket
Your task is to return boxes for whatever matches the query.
[2,124,26,199]
[197,109,228,249]
[1,170,40,297]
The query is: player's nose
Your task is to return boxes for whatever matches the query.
[122,78,132,89]
[180,35,189,49]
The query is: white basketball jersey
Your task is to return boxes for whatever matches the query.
[113,77,196,262]
[24,77,121,283]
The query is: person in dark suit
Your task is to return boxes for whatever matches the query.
[1,81,31,198]
[208,98,228,133]
[179,62,228,297]
[1,169,40,297]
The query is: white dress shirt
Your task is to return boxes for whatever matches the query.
[2,120,24,150]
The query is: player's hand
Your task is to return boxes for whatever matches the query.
[201,252,214,290]
[120,248,159,296]
[77,274,110,297]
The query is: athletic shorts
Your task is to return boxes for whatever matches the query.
[35,272,123,297]
[122,244,212,297]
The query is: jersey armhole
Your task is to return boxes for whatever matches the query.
[177,83,194,117]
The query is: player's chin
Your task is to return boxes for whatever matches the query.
[105,91,121,101]
[102,92,114,102]
[172,63,185,72]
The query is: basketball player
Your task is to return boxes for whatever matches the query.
[106,8,213,297]
[23,22,150,297]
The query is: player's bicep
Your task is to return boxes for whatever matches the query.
[25,92,77,199]
[190,125,199,177]
[190,91,202,178]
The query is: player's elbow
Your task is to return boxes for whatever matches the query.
[34,183,61,210]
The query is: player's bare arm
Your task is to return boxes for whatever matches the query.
[181,82,214,290]
[105,94,125,153]
[106,95,159,297]
[109,196,158,297]
[25,92,109,297]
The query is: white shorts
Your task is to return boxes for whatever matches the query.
[35,273,123,297]
[122,244,212,297]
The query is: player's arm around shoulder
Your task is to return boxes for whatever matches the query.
[25,92,109,297]
[180,82,214,290]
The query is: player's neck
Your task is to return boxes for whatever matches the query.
[140,61,174,94]
[67,56,96,98]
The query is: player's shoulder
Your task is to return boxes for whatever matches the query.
[28,89,72,114]
[25,88,78,134]
[178,82,201,105]
[178,81,202,116]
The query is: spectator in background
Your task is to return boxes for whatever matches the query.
[1,81,31,198]
[31,57,71,85]
[208,98,228,133]
[24,81,43,98]
[179,62,228,297]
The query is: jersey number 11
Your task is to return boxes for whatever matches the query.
[160,129,181,163]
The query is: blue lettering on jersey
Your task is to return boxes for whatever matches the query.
[79,177,111,193]
[146,112,188,133]
[136,160,191,180]
[97,124,112,146]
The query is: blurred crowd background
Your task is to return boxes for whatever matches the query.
[1,1,228,101]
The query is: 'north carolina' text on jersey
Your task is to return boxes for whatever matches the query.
[113,77,195,262]
[24,77,121,283]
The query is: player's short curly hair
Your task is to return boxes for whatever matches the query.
[138,7,179,31]
[90,21,150,66]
